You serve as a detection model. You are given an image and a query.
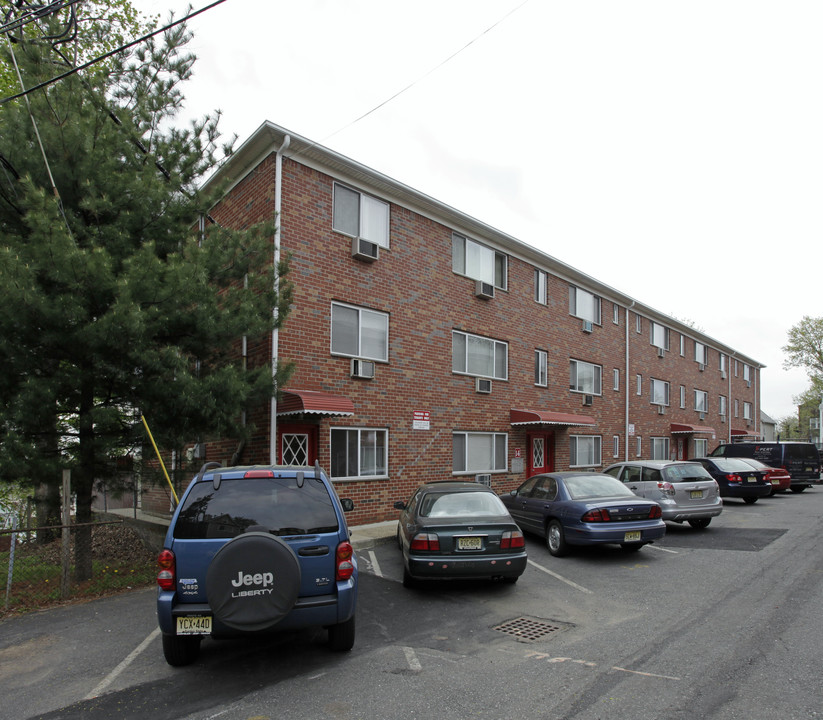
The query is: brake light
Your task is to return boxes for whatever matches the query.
[648,505,662,519]
[581,509,610,522]
[244,469,275,478]
[501,529,525,549]
[657,481,676,495]
[410,532,440,551]
[157,549,175,591]
[336,541,355,581]
[726,473,742,484]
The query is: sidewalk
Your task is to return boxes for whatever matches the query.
[105,507,397,551]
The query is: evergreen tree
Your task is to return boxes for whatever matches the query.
[0,8,292,579]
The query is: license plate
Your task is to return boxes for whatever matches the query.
[623,531,641,542]
[177,615,212,635]
[457,536,482,550]
[746,475,757,483]
[771,479,779,485]
[690,490,703,499]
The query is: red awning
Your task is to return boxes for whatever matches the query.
[731,427,762,438]
[278,390,354,417]
[670,423,716,435]
[510,409,596,427]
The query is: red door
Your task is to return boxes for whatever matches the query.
[527,431,554,477]
[279,423,318,466]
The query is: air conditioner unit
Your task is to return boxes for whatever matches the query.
[582,320,593,333]
[721,414,726,423]
[657,405,666,415]
[699,412,706,421]
[351,237,379,262]
[475,280,495,299]
[350,358,375,379]
[476,377,492,394]
[583,394,593,407]
[657,347,665,358]
[721,370,727,380]
[746,380,751,388]
[698,363,705,372]
[475,474,491,486]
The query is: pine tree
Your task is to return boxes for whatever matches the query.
[0,8,292,579]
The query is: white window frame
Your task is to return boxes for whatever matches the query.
[613,435,620,458]
[694,438,708,457]
[332,183,390,248]
[636,436,642,458]
[651,378,670,406]
[613,304,620,324]
[680,385,686,409]
[635,314,642,334]
[651,322,670,350]
[719,395,727,416]
[330,427,388,479]
[570,359,603,395]
[613,368,620,392]
[743,364,751,383]
[569,286,601,324]
[743,402,752,420]
[694,389,708,413]
[330,302,389,362]
[452,330,508,380]
[570,435,602,468]
[452,233,507,289]
[636,374,642,396]
[720,353,726,373]
[651,437,670,460]
[452,432,507,474]
[680,335,685,356]
[735,398,740,417]
[534,269,547,304]
[695,342,708,365]
[535,349,548,387]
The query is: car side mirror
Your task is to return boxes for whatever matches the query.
[393,501,406,510]
[509,490,517,496]
[340,498,354,512]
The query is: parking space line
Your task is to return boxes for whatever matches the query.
[368,549,383,578]
[84,627,160,700]
[402,646,422,672]
[527,559,593,594]
[645,544,678,554]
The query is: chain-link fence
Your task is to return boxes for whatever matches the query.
[1,519,156,617]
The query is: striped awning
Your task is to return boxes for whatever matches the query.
[278,390,355,417]
[671,423,716,435]
[510,409,596,427]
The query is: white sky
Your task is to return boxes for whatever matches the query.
[130,0,822,422]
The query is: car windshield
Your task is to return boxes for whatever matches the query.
[712,458,760,473]
[662,463,712,482]
[563,474,635,500]
[419,491,508,518]
[173,477,338,539]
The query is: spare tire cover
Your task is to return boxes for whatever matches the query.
[206,532,301,632]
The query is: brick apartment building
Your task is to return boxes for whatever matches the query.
[142,121,763,525]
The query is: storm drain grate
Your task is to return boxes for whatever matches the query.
[493,616,567,643]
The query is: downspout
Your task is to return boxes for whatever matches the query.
[753,366,759,440]
[270,134,291,464]
[728,352,735,444]
[625,301,635,460]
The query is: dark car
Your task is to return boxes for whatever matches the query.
[156,463,357,666]
[603,460,722,529]
[394,481,527,587]
[709,442,820,492]
[733,457,791,495]
[689,457,772,504]
[500,472,665,557]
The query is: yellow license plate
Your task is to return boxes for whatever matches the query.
[690,490,703,499]
[457,536,482,550]
[771,479,779,485]
[623,531,641,542]
[746,475,757,483]
[177,615,212,635]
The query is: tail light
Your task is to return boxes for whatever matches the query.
[648,505,662,519]
[581,509,610,522]
[410,532,440,551]
[336,541,355,581]
[726,473,742,484]
[157,549,175,591]
[656,481,675,496]
[501,529,525,549]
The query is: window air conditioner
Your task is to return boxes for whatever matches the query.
[476,377,492,394]
[350,358,375,379]
[582,320,593,333]
[698,363,705,372]
[658,405,666,415]
[746,380,751,388]
[657,347,665,358]
[699,412,706,421]
[475,280,495,299]
[721,414,726,423]
[583,394,593,406]
[721,370,727,380]
[351,237,379,262]
[475,474,491,486]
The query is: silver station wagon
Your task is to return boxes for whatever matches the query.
[603,460,723,529]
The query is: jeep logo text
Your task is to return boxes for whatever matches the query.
[231,571,274,588]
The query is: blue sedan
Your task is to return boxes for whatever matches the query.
[501,472,666,556]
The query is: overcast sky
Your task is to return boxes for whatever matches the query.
[130,0,822,422]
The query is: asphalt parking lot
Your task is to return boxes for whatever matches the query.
[2,488,822,720]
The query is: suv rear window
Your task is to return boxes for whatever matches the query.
[173,477,339,539]
[662,463,712,482]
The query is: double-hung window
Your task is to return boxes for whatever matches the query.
[694,390,708,413]
[570,435,601,467]
[743,402,752,420]
[743,364,751,384]
[651,378,670,406]
[680,385,686,409]
[535,350,548,386]
[651,322,670,350]
[651,437,670,460]
[333,183,390,248]
[330,428,387,479]
[452,330,508,380]
[331,303,389,361]
[695,341,708,366]
[719,395,727,416]
[570,359,602,395]
[694,438,708,456]
[569,286,601,324]
[534,270,547,304]
[452,233,507,289]
[453,432,507,474]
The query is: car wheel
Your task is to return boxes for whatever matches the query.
[546,520,568,557]
[328,615,356,652]
[162,633,201,667]
[743,497,758,504]
[790,486,807,493]
[688,518,711,529]
[620,543,644,552]
[205,531,301,632]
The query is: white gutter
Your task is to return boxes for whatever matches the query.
[625,301,635,460]
[270,134,291,464]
